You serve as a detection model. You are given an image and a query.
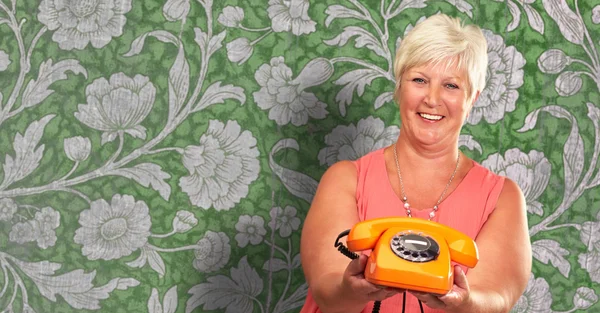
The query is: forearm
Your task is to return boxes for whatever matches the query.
[446,288,509,313]
[311,272,368,313]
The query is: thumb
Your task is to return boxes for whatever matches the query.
[453,265,469,290]
[346,254,368,276]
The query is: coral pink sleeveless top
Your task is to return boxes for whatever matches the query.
[301,148,505,313]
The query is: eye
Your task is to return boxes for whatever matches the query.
[446,83,459,89]
[412,78,426,84]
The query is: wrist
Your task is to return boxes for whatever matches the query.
[312,274,367,313]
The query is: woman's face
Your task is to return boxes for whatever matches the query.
[397,62,477,149]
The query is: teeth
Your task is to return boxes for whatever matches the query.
[419,113,443,121]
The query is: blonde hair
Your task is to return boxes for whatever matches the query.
[393,14,488,101]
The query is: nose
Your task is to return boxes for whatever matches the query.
[424,85,441,107]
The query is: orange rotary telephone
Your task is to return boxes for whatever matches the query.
[343,217,479,295]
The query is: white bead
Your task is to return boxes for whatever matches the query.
[406,209,411,214]
[404,202,410,209]
[429,211,435,219]
[433,205,438,210]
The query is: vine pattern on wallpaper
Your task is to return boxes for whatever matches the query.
[0,0,599,313]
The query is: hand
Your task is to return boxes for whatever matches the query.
[342,254,405,302]
[409,265,470,310]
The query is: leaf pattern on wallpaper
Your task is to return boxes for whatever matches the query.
[531,239,571,277]
[186,256,263,313]
[126,245,167,278]
[168,43,190,121]
[0,115,54,189]
[586,102,600,188]
[518,106,584,199]
[8,256,139,310]
[21,59,87,109]
[269,139,318,203]
[196,81,246,113]
[124,31,179,57]
[273,283,308,313]
[493,0,544,34]
[542,0,585,45]
[324,26,387,58]
[108,163,172,201]
[333,69,385,116]
[148,286,178,313]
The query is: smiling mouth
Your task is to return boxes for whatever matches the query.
[418,113,444,121]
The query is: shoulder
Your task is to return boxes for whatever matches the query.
[318,160,357,191]
[496,177,526,212]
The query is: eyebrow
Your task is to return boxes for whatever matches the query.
[412,70,463,81]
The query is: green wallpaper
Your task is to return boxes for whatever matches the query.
[0,0,599,312]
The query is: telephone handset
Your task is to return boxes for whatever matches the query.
[345,217,479,295]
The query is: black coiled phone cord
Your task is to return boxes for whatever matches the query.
[335,230,424,313]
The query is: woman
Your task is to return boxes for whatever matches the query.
[300,14,531,313]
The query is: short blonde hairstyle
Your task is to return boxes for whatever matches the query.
[393,14,488,101]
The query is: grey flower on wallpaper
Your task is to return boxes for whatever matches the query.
[9,221,39,244]
[218,6,244,28]
[226,38,253,65]
[172,210,198,233]
[318,116,399,166]
[74,194,151,260]
[269,206,301,238]
[74,73,156,144]
[253,57,332,126]
[8,206,60,249]
[482,148,551,216]
[268,0,316,35]
[235,215,267,247]
[593,5,600,24]
[0,198,17,221]
[0,50,10,71]
[193,231,231,273]
[163,0,190,22]
[179,120,259,211]
[510,274,552,313]
[538,49,570,74]
[64,136,92,162]
[37,0,132,50]
[34,207,61,249]
[468,29,525,125]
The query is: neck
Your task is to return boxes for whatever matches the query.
[394,133,460,166]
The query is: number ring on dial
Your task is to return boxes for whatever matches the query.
[390,231,440,262]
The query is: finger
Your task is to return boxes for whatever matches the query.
[367,288,400,301]
[452,265,469,291]
[346,254,368,276]
[410,292,445,309]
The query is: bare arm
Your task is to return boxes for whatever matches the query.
[450,178,532,312]
[300,161,400,313]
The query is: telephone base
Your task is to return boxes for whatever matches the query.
[366,277,448,296]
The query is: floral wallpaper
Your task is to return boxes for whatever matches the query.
[0,0,599,313]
